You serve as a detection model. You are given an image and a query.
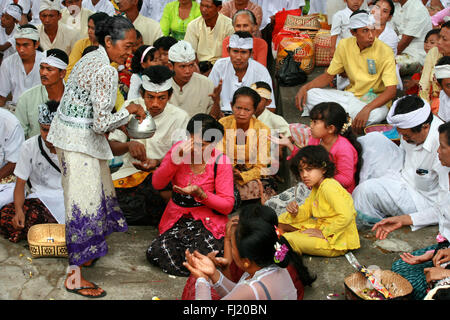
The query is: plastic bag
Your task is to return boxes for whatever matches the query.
[359,88,378,104]
[276,50,307,87]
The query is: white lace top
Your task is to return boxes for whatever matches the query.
[47,45,130,160]
[195,265,297,300]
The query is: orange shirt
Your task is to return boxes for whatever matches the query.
[222,36,268,67]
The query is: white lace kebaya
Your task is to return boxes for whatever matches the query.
[47,45,130,160]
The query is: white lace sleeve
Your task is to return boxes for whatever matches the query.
[195,277,213,300]
[91,65,129,134]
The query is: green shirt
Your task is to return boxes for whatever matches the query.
[15,84,48,139]
[160,1,201,41]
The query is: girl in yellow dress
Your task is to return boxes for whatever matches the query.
[278,145,360,257]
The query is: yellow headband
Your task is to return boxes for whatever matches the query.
[250,84,271,100]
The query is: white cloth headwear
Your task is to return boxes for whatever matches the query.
[168,40,196,63]
[228,34,253,49]
[387,97,431,129]
[14,25,40,41]
[40,0,62,12]
[142,75,173,93]
[435,65,450,79]
[41,51,68,70]
[4,3,23,21]
[349,11,376,29]
[250,83,271,100]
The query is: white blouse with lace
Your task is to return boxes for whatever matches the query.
[47,45,130,160]
[195,265,297,300]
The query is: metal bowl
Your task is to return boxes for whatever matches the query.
[126,111,156,139]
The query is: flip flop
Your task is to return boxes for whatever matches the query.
[65,283,107,299]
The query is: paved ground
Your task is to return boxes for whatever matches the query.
[0,65,440,301]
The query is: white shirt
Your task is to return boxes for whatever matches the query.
[253,0,306,30]
[29,0,42,25]
[110,100,189,180]
[392,0,433,64]
[81,0,115,16]
[209,57,275,112]
[0,108,24,169]
[378,24,399,55]
[0,25,16,60]
[330,7,353,46]
[400,116,448,210]
[132,14,163,46]
[139,0,173,22]
[37,22,80,55]
[0,51,44,104]
[438,90,450,122]
[256,108,291,137]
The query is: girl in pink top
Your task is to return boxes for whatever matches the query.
[146,114,235,277]
[266,102,362,214]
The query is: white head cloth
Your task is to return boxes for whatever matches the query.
[435,65,450,79]
[14,25,40,41]
[387,97,431,129]
[40,0,62,12]
[41,52,68,70]
[228,34,253,49]
[4,3,23,21]
[349,11,376,29]
[168,40,196,63]
[142,75,173,93]
[250,83,271,100]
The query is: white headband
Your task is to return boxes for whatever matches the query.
[141,46,154,64]
[228,34,253,49]
[387,97,431,129]
[349,12,376,29]
[41,53,68,70]
[4,4,22,21]
[40,0,61,12]
[14,25,40,41]
[435,65,450,79]
[168,40,196,63]
[142,75,173,93]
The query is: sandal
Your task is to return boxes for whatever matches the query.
[65,282,107,299]
[82,258,100,268]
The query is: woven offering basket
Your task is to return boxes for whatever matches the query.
[344,270,413,300]
[27,224,68,258]
[364,124,400,145]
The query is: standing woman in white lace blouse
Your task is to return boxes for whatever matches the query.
[47,15,146,298]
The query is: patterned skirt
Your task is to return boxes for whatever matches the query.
[0,198,57,243]
[146,217,224,277]
[56,148,128,267]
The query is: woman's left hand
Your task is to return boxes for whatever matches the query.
[173,184,206,199]
[424,266,450,283]
[233,168,242,181]
[301,228,325,239]
[184,250,217,279]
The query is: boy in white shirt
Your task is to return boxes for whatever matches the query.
[435,56,450,122]
[0,3,22,63]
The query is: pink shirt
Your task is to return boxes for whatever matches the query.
[152,142,235,239]
[287,135,358,193]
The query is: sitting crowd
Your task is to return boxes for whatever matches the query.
[0,0,450,301]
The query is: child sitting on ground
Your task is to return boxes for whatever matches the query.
[277,145,360,257]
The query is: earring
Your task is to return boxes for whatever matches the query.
[244,262,249,269]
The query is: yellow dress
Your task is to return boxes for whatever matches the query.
[278,178,360,257]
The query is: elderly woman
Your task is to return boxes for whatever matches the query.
[221,9,268,66]
[159,0,201,40]
[146,113,235,276]
[47,15,146,298]
[218,86,276,205]
[220,0,262,37]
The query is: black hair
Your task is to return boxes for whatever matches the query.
[235,204,316,286]
[186,113,224,143]
[198,60,213,74]
[88,11,109,26]
[153,36,178,51]
[44,100,60,114]
[45,48,69,65]
[310,102,363,185]
[442,20,450,30]
[232,9,257,26]
[231,86,261,111]
[289,145,336,182]
[393,95,434,132]
[95,15,135,47]
[139,65,175,96]
[81,45,99,57]
[438,121,450,146]
[137,0,143,11]
[253,81,272,93]
[131,45,158,74]
[136,29,142,40]
[425,28,440,42]
[373,0,395,16]
[435,56,450,86]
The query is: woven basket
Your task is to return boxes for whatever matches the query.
[344,270,413,300]
[27,224,68,258]
[284,14,321,31]
[314,29,332,67]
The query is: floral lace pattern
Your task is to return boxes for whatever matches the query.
[47,45,129,160]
